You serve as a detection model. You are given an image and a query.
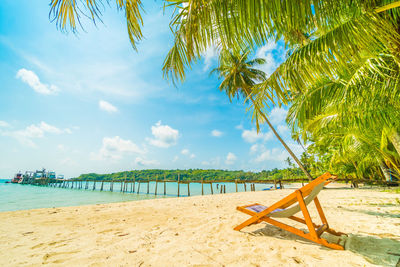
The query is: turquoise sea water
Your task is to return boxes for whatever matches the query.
[0,179,274,212]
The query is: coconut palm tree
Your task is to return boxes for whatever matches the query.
[211,49,313,180]
[286,61,400,181]
[49,0,400,181]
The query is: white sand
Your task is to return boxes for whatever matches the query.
[0,184,399,266]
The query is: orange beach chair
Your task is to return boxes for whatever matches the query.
[234,172,346,250]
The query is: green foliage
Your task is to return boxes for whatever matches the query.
[75,168,309,181]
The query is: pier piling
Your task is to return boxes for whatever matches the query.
[155,177,158,196]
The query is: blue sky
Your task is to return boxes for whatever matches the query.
[0,1,303,178]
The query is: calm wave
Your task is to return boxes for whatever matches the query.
[0,180,274,212]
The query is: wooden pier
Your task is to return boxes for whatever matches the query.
[36,175,295,197]
[31,176,399,197]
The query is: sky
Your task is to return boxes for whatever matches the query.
[0,0,303,178]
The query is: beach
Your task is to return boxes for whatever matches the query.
[1,184,399,266]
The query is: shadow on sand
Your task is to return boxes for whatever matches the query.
[250,225,400,266]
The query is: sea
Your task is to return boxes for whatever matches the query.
[0,179,274,212]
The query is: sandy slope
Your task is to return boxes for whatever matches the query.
[0,184,399,267]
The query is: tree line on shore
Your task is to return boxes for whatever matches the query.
[75,167,307,182]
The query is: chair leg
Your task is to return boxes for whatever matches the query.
[314,197,347,237]
[261,217,344,250]
[314,197,328,226]
[296,190,319,241]
[234,216,262,231]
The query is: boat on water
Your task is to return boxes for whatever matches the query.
[11,172,23,183]
[9,168,64,185]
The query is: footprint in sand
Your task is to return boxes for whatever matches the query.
[42,250,80,264]
[31,243,45,249]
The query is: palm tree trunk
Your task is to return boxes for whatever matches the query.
[257,108,314,181]
[378,160,391,181]
[388,130,400,156]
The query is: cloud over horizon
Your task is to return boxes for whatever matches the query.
[92,136,145,161]
[147,121,179,148]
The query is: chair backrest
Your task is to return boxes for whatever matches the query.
[268,179,326,218]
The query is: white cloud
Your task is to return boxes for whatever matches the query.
[277,124,290,135]
[250,144,265,154]
[253,142,304,164]
[16,68,59,95]
[2,121,71,147]
[269,107,288,125]
[201,161,210,166]
[135,157,159,166]
[147,121,179,148]
[255,41,285,77]
[173,156,179,162]
[91,136,145,160]
[255,148,288,163]
[203,45,219,71]
[235,124,244,130]
[0,121,10,127]
[99,100,118,113]
[211,129,223,137]
[241,129,273,143]
[225,152,237,165]
[181,148,195,159]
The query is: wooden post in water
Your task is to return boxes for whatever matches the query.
[100,181,104,191]
[93,181,96,190]
[155,176,158,195]
[71,181,74,189]
[133,176,136,193]
[147,177,150,194]
[210,182,213,194]
[244,183,247,192]
[177,174,180,197]
[187,182,190,196]
[235,179,238,192]
[224,185,226,193]
[201,178,204,195]
[137,180,141,194]
[110,181,114,192]
[163,174,166,195]
[120,181,123,192]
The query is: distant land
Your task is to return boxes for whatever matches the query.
[75,168,308,181]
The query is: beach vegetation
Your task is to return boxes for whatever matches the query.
[50,1,400,182]
[76,168,308,181]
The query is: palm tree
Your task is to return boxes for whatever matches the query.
[286,65,400,181]
[211,49,313,180]
[49,0,400,182]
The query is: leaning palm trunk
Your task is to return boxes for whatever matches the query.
[388,130,400,156]
[378,160,392,181]
[249,96,313,181]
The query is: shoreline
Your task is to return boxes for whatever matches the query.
[1,185,399,266]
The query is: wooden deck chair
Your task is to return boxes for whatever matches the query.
[234,172,346,250]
